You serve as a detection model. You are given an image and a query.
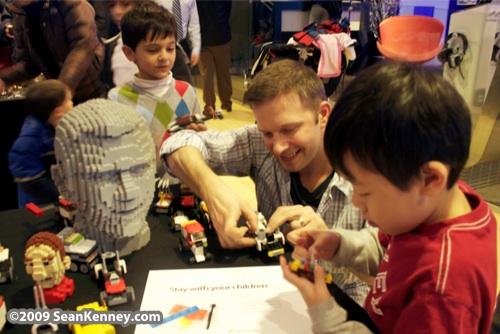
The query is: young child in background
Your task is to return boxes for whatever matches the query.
[281,62,498,333]
[108,1,206,176]
[8,79,73,207]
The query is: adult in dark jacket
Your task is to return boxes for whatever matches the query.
[196,0,232,117]
[0,0,105,104]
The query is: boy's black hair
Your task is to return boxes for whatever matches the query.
[325,62,471,190]
[25,79,68,124]
[120,1,176,51]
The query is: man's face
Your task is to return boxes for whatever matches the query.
[123,31,176,81]
[109,1,135,30]
[25,245,68,289]
[254,93,324,174]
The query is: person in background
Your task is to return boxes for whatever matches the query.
[100,0,193,91]
[161,59,370,306]
[0,0,105,104]
[108,2,206,176]
[8,79,72,208]
[196,0,233,118]
[308,0,342,25]
[0,0,14,70]
[156,0,200,67]
[281,61,497,333]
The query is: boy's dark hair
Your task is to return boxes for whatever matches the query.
[25,79,68,123]
[121,1,177,51]
[243,59,327,112]
[325,62,471,190]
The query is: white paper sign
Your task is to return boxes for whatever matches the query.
[135,266,312,334]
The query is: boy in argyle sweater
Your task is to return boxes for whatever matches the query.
[108,2,206,175]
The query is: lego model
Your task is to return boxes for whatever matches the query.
[154,177,175,214]
[0,243,13,283]
[247,212,285,257]
[168,184,213,231]
[26,202,44,216]
[68,302,116,334]
[178,220,211,264]
[288,251,333,284]
[94,251,135,307]
[25,232,75,305]
[171,211,190,232]
[51,99,156,256]
[31,284,59,334]
[55,197,77,227]
[57,227,99,274]
[167,113,206,134]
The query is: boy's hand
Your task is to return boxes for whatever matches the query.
[287,229,340,261]
[266,205,328,233]
[280,256,332,308]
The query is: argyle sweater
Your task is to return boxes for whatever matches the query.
[108,77,202,174]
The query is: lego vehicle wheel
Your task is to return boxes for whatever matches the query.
[100,291,108,305]
[204,213,213,230]
[79,263,90,274]
[178,241,184,253]
[189,256,195,264]
[205,252,212,261]
[69,262,78,273]
[126,286,135,303]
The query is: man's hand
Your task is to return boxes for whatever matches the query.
[280,256,332,308]
[203,181,257,249]
[190,53,200,67]
[266,205,328,233]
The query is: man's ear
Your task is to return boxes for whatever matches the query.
[122,45,136,62]
[419,161,449,196]
[318,100,332,127]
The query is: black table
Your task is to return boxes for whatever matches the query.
[0,208,376,334]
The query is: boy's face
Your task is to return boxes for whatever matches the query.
[342,152,429,236]
[109,1,135,30]
[48,88,73,128]
[254,93,328,175]
[123,31,176,81]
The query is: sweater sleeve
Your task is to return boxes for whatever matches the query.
[308,298,373,333]
[329,227,385,277]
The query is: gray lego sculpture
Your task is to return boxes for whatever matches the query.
[51,99,155,256]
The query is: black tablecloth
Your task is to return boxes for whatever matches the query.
[0,208,376,333]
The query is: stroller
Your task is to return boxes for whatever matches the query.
[245,18,354,97]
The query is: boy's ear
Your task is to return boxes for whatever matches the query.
[122,45,136,62]
[419,161,449,196]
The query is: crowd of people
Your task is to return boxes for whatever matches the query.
[0,1,498,333]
